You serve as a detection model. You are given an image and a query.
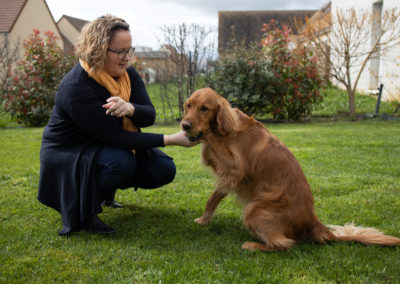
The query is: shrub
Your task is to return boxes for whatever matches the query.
[208,42,274,116]
[208,20,323,121]
[4,29,76,126]
[261,20,323,120]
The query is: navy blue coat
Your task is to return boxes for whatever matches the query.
[38,63,165,234]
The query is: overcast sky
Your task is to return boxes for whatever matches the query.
[46,0,328,50]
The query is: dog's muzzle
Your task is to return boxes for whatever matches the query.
[181,120,203,141]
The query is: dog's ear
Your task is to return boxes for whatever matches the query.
[216,99,237,136]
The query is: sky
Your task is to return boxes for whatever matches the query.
[46,0,328,50]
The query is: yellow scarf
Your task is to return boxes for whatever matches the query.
[79,59,137,134]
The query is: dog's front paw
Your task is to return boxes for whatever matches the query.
[194,217,210,226]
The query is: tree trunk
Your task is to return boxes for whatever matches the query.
[346,85,356,120]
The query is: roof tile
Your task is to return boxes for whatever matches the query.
[0,0,27,32]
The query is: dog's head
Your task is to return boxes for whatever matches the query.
[181,88,237,141]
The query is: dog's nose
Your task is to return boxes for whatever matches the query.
[181,120,192,131]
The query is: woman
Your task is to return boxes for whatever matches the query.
[38,15,197,236]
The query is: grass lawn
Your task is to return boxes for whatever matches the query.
[1,119,399,283]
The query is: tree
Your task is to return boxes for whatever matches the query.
[154,54,179,123]
[160,23,215,117]
[299,5,400,119]
[0,35,21,104]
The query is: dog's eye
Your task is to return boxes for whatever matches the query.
[200,106,209,112]
[186,104,191,109]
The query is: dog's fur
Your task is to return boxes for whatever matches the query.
[181,88,400,251]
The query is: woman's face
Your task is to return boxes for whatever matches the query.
[104,29,132,77]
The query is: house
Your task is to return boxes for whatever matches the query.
[0,0,63,57]
[301,0,400,101]
[218,10,317,54]
[297,2,332,83]
[56,15,88,54]
[134,45,179,84]
[331,0,400,101]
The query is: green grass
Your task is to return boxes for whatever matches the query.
[1,119,400,283]
[0,111,19,128]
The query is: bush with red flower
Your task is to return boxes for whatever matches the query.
[4,29,77,126]
[262,20,323,120]
[208,20,323,121]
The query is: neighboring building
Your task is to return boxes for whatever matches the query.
[218,10,317,54]
[0,0,63,57]
[301,0,400,101]
[297,2,332,83]
[331,0,400,101]
[134,45,178,84]
[57,15,88,54]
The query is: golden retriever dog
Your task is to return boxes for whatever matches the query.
[181,87,400,251]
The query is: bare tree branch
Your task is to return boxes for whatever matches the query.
[0,35,21,103]
[298,6,400,118]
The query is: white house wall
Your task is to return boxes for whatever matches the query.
[10,0,63,56]
[379,0,400,101]
[331,0,400,101]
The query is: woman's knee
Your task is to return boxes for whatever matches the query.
[96,147,137,191]
[161,158,176,184]
[135,158,176,189]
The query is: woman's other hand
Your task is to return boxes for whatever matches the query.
[103,97,135,117]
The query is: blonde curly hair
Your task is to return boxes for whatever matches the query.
[76,14,130,72]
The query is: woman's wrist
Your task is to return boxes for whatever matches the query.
[163,134,171,146]
[164,133,180,146]
[163,132,199,148]
[127,103,135,117]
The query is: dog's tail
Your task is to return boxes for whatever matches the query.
[325,223,400,246]
[311,222,400,246]
[310,222,400,246]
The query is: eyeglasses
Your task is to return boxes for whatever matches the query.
[107,47,135,59]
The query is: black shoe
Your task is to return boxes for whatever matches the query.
[58,228,78,236]
[102,199,123,208]
[83,215,115,234]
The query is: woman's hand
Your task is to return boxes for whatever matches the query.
[103,97,135,117]
[164,131,200,148]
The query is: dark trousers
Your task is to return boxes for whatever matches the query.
[95,146,176,201]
